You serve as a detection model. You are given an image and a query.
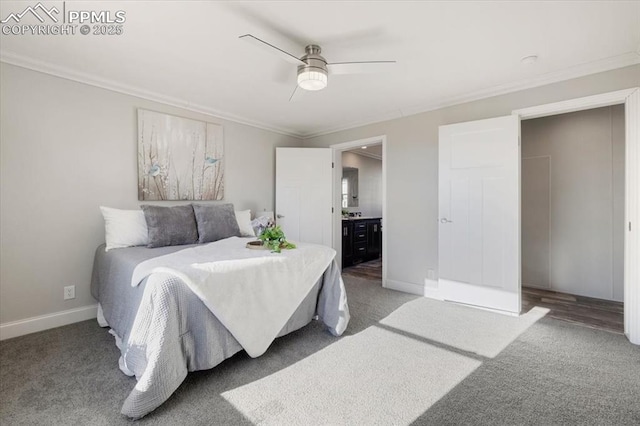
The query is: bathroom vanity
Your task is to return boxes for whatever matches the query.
[341,217,382,268]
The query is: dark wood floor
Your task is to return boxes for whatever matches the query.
[342,258,382,281]
[522,286,624,334]
[342,261,623,334]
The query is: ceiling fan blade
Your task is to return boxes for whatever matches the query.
[327,61,396,75]
[288,84,306,102]
[239,34,305,66]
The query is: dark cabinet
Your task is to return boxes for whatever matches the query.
[353,242,367,264]
[342,218,381,269]
[367,221,381,259]
[342,221,353,267]
[352,221,367,264]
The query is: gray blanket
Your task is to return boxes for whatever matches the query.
[91,243,349,419]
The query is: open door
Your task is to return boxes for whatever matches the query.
[275,147,332,246]
[438,115,520,314]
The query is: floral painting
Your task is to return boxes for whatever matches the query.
[137,109,224,201]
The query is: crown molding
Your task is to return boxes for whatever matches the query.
[399,52,640,118]
[0,50,304,139]
[301,52,640,139]
[2,49,638,141]
[302,109,404,140]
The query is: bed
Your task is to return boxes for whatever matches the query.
[90,236,350,419]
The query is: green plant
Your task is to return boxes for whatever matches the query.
[257,225,297,253]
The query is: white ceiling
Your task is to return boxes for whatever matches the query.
[346,145,383,160]
[1,1,639,138]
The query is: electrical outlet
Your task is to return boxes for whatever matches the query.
[63,285,75,300]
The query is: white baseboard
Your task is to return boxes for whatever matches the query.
[0,304,98,341]
[384,278,444,300]
[384,278,424,295]
[423,278,444,301]
[449,301,521,317]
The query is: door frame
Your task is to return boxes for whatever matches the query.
[330,135,387,286]
[513,88,639,345]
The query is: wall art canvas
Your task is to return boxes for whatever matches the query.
[138,109,224,201]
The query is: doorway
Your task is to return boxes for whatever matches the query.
[436,88,638,344]
[520,105,625,333]
[513,88,638,344]
[331,136,387,286]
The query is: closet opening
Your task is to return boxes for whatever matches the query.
[520,105,624,333]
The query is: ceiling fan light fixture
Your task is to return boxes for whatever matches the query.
[239,35,396,99]
[297,68,328,91]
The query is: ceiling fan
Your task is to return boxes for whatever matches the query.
[239,34,396,100]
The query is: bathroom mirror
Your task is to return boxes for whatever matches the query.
[342,167,359,207]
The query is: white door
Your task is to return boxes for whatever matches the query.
[438,115,520,314]
[276,147,332,246]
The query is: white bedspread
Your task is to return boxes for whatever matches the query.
[131,237,338,357]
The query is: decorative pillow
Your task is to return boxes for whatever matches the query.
[235,210,255,237]
[251,216,274,238]
[141,204,198,248]
[100,206,149,251]
[193,203,241,244]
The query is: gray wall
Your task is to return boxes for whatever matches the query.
[342,152,382,217]
[2,62,638,324]
[0,63,302,324]
[303,65,639,289]
[521,106,625,301]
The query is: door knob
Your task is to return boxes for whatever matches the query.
[276,214,285,219]
[440,218,453,223]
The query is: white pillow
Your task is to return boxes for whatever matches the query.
[100,206,149,251]
[235,209,255,237]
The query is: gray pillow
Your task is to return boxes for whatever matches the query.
[141,204,198,248]
[192,203,241,244]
